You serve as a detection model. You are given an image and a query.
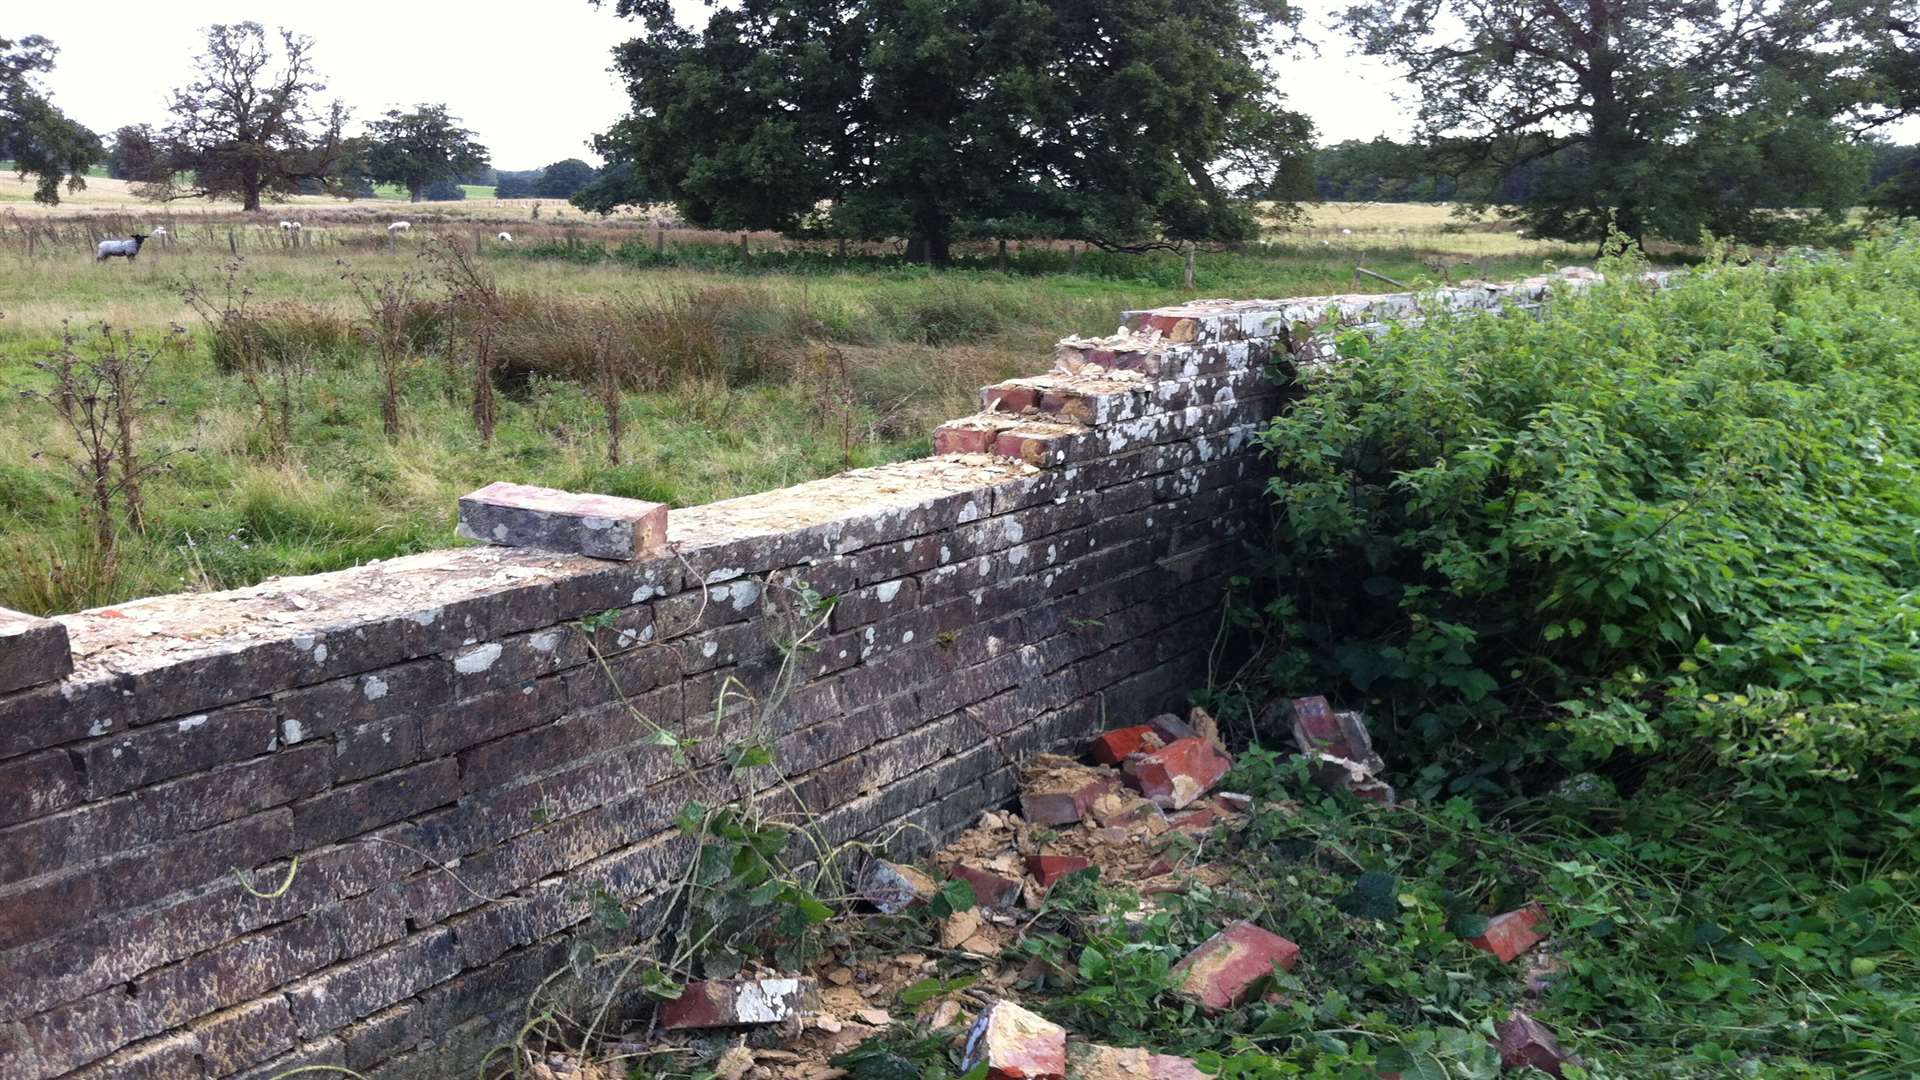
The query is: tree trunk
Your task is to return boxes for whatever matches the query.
[243,186,262,212]
[409,181,424,204]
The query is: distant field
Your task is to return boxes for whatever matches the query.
[0,166,1598,614]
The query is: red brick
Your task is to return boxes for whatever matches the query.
[1088,724,1158,765]
[1123,737,1232,810]
[1468,903,1548,963]
[1214,791,1253,814]
[1168,806,1222,835]
[947,862,1023,908]
[1495,1011,1581,1077]
[283,930,460,1039]
[962,1000,1066,1080]
[995,428,1072,468]
[659,977,818,1029]
[982,384,1041,413]
[1172,921,1301,1013]
[1025,854,1092,889]
[935,423,1000,455]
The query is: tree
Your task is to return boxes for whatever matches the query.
[135,23,353,211]
[534,158,597,199]
[1339,0,1892,246]
[363,103,490,203]
[1,36,101,204]
[422,177,467,201]
[1858,8,1920,216]
[494,169,543,198]
[590,0,1313,263]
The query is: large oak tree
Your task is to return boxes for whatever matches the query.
[1,35,100,205]
[584,0,1313,262]
[363,104,490,203]
[134,23,353,211]
[1340,0,1899,246]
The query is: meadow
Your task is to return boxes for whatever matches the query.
[0,172,1590,615]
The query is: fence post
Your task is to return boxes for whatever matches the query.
[228,229,238,256]
[1182,241,1195,290]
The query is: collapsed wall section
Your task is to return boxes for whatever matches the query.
[0,268,1595,1079]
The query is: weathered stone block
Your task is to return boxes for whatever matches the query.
[0,606,70,696]
[456,482,667,561]
[860,859,939,914]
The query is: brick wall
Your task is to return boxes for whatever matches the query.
[0,270,1599,1079]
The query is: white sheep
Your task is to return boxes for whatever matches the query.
[387,221,411,234]
[496,231,512,243]
[95,233,150,262]
[151,226,168,238]
[279,220,303,232]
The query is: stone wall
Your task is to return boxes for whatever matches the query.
[0,270,1596,1079]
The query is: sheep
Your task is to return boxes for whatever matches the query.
[387,221,411,234]
[496,231,512,243]
[151,226,168,238]
[278,221,303,232]
[94,233,150,262]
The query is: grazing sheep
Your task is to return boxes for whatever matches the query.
[387,221,411,234]
[151,226,168,238]
[496,231,512,243]
[279,220,304,232]
[95,233,150,262]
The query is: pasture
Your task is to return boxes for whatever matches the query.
[0,170,1591,615]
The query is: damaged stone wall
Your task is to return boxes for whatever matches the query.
[0,269,1601,1079]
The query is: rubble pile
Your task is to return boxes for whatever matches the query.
[632,698,1575,1078]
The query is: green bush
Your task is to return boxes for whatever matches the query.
[1256,233,1920,786]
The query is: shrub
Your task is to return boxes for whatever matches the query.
[1253,233,1920,788]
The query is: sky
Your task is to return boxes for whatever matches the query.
[23,2,1416,170]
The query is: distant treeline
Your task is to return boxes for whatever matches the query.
[1310,137,1920,208]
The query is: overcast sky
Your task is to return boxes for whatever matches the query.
[25,2,1421,169]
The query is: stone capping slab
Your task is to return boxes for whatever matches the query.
[456,482,669,561]
[43,456,1032,697]
[0,606,72,695]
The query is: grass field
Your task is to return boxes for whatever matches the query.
[0,169,1595,614]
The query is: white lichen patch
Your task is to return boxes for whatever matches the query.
[454,642,503,674]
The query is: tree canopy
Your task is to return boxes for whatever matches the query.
[0,35,101,205]
[535,158,598,199]
[362,104,489,203]
[131,23,354,211]
[588,0,1313,262]
[1339,0,1902,246]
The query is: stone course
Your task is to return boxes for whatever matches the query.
[0,271,1598,1078]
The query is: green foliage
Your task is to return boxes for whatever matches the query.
[0,36,101,205]
[1340,1,1885,246]
[1257,235,1920,785]
[360,103,490,204]
[589,0,1313,260]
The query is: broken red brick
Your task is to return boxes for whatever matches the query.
[659,977,819,1029]
[962,1001,1067,1080]
[1123,737,1232,810]
[1146,712,1198,744]
[860,859,939,915]
[1495,1011,1581,1077]
[1089,725,1159,766]
[1025,854,1093,889]
[1468,903,1548,963]
[995,428,1072,468]
[1022,776,1115,825]
[1168,806,1223,835]
[1172,921,1301,1013]
[1285,696,1381,768]
[947,862,1024,908]
[1067,1043,1208,1079]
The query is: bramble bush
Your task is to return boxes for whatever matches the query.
[1256,232,1920,789]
